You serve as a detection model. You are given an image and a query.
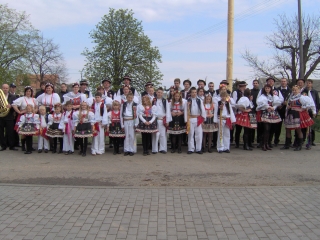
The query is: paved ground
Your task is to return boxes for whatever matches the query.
[0,145,320,187]
[0,185,320,240]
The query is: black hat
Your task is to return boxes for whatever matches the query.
[123,76,131,81]
[9,83,16,88]
[197,79,206,86]
[101,78,111,84]
[80,79,89,85]
[238,81,248,87]
[219,80,229,85]
[144,81,153,87]
[296,78,305,83]
[183,79,192,86]
[266,77,275,82]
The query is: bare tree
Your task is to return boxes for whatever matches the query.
[242,14,320,85]
[25,35,68,84]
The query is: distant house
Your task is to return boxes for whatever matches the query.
[15,74,61,95]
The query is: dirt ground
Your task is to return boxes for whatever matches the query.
[0,144,320,187]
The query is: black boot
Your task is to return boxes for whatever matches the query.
[294,138,303,151]
[280,138,291,150]
[243,135,252,151]
[21,139,26,151]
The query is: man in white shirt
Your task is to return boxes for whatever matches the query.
[185,87,206,154]
[152,88,171,154]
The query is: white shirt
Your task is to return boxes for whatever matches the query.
[36,93,60,108]
[12,96,38,110]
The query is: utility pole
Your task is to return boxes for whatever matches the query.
[226,0,234,90]
[298,0,304,79]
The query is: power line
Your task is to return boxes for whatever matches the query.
[160,0,288,48]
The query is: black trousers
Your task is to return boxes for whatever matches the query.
[256,122,263,144]
[0,118,15,149]
[25,135,33,152]
[53,138,63,151]
[235,125,243,145]
[141,133,152,153]
[77,137,88,153]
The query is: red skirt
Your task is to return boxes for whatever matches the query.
[236,113,251,128]
[300,111,314,129]
[256,111,262,122]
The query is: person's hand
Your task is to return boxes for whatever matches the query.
[121,128,124,131]
[171,112,176,117]
[6,104,11,108]
[219,104,224,110]
[20,109,26,114]
[246,109,252,113]
[166,123,169,127]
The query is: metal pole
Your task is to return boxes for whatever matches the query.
[226,0,234,90]
[298,0,304,79]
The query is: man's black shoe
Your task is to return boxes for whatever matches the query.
[24,151,32,154]
[224,149,230,153]
[9,147,18,151]
[159,151,167,154]
[196,151,203,154]
[187,151,193,154]
[124,152,129,156]
[129,152,134,156]
[38,149,42,153]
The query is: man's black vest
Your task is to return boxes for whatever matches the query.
[152,98,167,113]
[218,101,230,115]
[122,101,137,117]
[187,98,202,114]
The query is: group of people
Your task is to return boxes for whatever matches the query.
[0,76,318,157]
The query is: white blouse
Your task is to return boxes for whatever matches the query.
[18,113,40,127]
[137,105,157,124]
[72,110,95,127]
[36,93,60,108]
[12,96,38,110]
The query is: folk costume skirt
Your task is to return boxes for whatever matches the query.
[285,109,314,129]
[74,122,93,138]
[46,123,63,138]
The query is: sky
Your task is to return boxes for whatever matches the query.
[2,0,319,89]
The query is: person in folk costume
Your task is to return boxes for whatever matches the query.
[141,82,156,98]
[101,78,115,100]
[90,92,108,155]
[214,91,236,153]
[197,79,206,93]
[12,86,38,152]
[167,91,186,153]
[79,79,93,99]
[115,85,140,105]
[151,87,171,154]
[185,87,206,154]
[37,106,49,153]
[0,84,18,151]
[250,79,261,147]
[257,77,284,147]
[17,104,40,154]
[235,88,257,150]
[215,81,234,143]
[37,83,61,152]
[304,79,319,146]
[136,95,158,156]
[107,100,125,155]
[46,103,64,153]
[180,79,192,146]
[116,76,140,102]
[213,84,236,110]
[274,78,291,147]
[197,88,205,102]
[63,83,87,150]
[166,86,176,150]
[298,78,317,146]
[281,85,315,151]
[73,101,95,157]
[256,84,282,151]
[36,83,61,115]
[120,92,139,156]
[202,94,218,153]
[232,81,248,148]
[60,100,74,155]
